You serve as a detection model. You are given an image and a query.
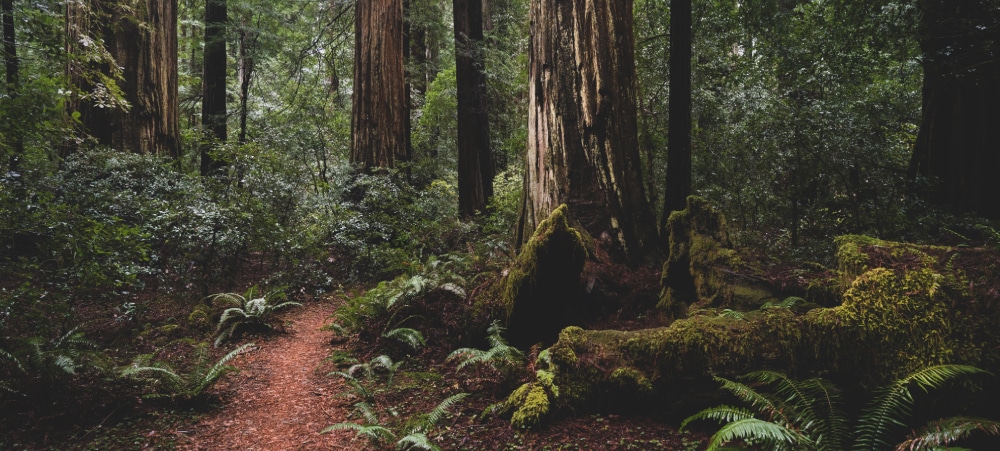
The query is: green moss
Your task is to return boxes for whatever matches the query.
[507,382,552,429]
[609,367,653,395]
[660,196,773,314]
[187,304,213,329]
[502,204,589,346]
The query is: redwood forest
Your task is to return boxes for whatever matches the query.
[2,0,1000,449]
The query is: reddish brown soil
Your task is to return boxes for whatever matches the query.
[176,300,353,450]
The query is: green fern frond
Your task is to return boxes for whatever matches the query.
[854,365,989,451]
[396,432,441,451]
[681,405,757,431]
[197,342,255,391]
[895,416,1000,451]
[715,375,792,426]
[383,327,426,352]
[425,393,468,427]
[354,401,380,424]
[718,309,746,320]
[708,418,810,451]
[1,347,24,373]
[322,422,395,443]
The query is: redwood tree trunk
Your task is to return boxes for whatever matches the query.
[517,0,658,262]
[351,0,408,170]
[201,0,228,175]
[454,0,494,217]
[65,0,180,159]
[909,0,1000,219]
[662,0,692,225]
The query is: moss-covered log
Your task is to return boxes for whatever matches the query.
[502,234,1000,429]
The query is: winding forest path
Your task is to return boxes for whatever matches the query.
[177,300,353,450]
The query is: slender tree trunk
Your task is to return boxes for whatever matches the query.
[237,16,256,145]
[351,0,408,170]
[454,0,493,217]
[201,0,228,175]
[64,0,180,159]
[662,0,692,227]
[2,0,23,172]
[909,0,1000,219]
[518,0,658,263]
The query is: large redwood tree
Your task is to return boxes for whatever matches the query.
[351,0,408,170]
[66,0,180,159]
[517,0,658,262]
[454,0,494,217]
[908,0,1000,218]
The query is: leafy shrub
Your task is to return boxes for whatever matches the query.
[121,342,254,402]
[211,287,301,347]
[334,254,469,354]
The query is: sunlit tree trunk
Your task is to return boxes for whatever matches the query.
[662,0,691,227]
[237,13,257,145]
[518,0,658,262]
[201,0,227,175]
[351,0,408,170]
[454,0,493,217]
[909,0,1000,219]
[65,0,180,160]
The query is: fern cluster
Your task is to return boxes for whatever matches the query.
[323,393,467,451]
[211,286,301,347]
[684,364,1000,451]
[447,321,524,388]
[334,254,468,353]
[121,342,254,401]
[0,326,109,398]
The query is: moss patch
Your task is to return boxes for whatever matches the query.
[502,204,589,348]
[659,196,775,315]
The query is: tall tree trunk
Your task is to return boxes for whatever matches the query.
[661,0,691,227]
[454,0,494,217]
[237,16,256,145]
[351,0,408,170]
[909,0,1000,219]
[517,0,658,263]
[201,0,228,175]
[65,0,180,159]
[2,0,23,172]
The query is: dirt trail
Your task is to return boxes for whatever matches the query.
[177,300,354,450]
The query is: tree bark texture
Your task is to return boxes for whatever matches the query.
[454,0,494,217]
[518,0,658,263]
[662,0,692,225]
[201,0,227,175]
[351,0,408,170]
[909,0,1000,219]
[65,0,180,159]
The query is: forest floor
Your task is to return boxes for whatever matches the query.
[174,299,353,450]
[165,297,706,451]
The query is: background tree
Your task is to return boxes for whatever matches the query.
[201,0,227,174]
[2,0,22,172]
[65,0,180,159]
[661,0,691,227]
[351,0,408,170]
[454,0,493,217]
[517,0,658,262]
[909,0,1000,219]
